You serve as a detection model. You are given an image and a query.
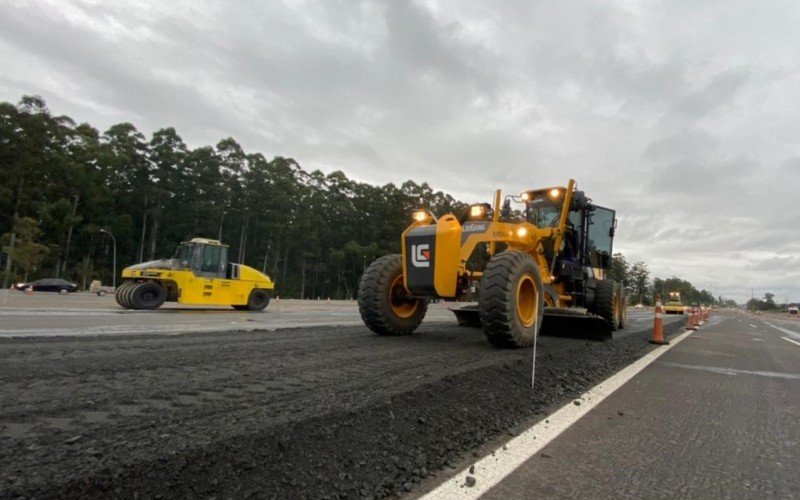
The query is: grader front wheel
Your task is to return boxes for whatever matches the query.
[358,254,428,335]
[479,251,544,348]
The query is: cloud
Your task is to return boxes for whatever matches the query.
[1,0,798,302]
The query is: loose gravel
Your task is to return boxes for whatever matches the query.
[1,318,685,498]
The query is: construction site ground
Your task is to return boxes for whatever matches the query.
[2,294,794,498]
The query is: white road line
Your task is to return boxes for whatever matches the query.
[659,361,800,380]
[782,336,800,347]
[0,321,367,338]
[419,328,695,499]
[764,321,800,341]
[749,324,758,328]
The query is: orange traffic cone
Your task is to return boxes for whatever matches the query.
[687,308,698,330]
[649,297,669,345]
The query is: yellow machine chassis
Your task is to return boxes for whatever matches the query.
[121,265,274,307]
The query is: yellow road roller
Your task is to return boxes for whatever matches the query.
[115,238,275,310]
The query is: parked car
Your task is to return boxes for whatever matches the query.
[14,278,79,294]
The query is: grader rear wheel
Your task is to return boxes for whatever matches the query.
[358,254,428,336]
[595,279,619,331]
[479,251,544,348]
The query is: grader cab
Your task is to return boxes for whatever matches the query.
[358,179,626,348]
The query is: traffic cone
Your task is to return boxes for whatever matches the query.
[688,308,698,330]
[649,298,669,345]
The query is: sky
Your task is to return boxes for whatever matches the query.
[1,0,798,304]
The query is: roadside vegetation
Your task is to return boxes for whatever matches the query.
[1,95,735,303]
[0,96,465,297]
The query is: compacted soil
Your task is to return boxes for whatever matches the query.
[0,318,685,498]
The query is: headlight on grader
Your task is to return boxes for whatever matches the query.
[549,188,560,198]
[413,210,431,223]
[468,203,492,220]
[516,227,528,238]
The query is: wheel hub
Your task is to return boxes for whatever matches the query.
[516,274,539,328]
[388,274,418,318]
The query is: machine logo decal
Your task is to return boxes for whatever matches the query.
[462,222,489,233]
[411,244,431,267]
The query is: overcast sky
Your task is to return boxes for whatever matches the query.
[1,0,798,303]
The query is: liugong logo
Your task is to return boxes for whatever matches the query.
[411,244,431,267]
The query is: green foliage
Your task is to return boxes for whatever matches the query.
[0,95,468,297]
[608,254,651,305]
[746,292,778,311]
[1,217,49,281]
[608,253,629,287]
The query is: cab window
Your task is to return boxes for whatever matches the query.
[587,206,615,269]
[201,245,224,274]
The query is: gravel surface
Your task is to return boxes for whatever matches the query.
[0,318,685,499]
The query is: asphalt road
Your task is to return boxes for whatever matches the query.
[0,292,455,337]
[484,311,800,499]
[0,292,659,339]
[0,295,683,498]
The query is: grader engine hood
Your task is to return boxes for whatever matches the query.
[403,215,462,298]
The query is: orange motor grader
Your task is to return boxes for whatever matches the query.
[357,179,626,347]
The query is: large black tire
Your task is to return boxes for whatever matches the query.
[479,251,544,348]
[114,282,135,309]
[241,289,270,311]
[122,283,138,309]
[595,279,619,331]
[129,282,167,310]
[615,283,627,329]
[358,254,428,336]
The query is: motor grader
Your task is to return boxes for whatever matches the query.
[115,237,275,310]
[358,179,626,347]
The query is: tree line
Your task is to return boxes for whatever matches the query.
[0,96,464,298]
[2,95,724,303]
[607,253,728,306]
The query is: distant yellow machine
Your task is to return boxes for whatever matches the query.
[664,291,685,314]
[115,238,275,310]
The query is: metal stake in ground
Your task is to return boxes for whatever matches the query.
[531,314,539,388]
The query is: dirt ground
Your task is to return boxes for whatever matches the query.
[0,317,685,499]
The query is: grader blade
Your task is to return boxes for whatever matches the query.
[539,308,612,341]
[450,305,612,341]
[451,304,481,328]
